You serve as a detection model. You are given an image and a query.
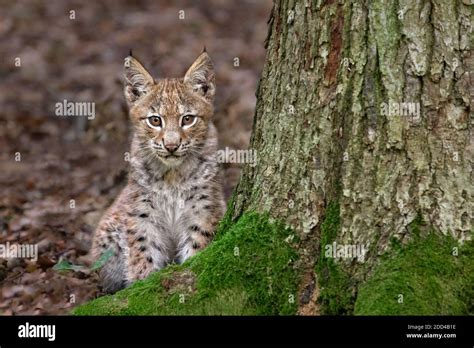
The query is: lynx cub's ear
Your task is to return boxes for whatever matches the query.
[124,54,155,106]
[184,52,215,101]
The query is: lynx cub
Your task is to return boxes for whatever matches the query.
[91,50,225,293]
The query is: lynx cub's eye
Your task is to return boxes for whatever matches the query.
[146,115,163,129]
[181,115,197,129]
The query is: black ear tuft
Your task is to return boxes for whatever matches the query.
[183,52,215,100]
[124,55,154,106]
[129,49,133,57]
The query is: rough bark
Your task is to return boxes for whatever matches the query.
[229,0,472,292]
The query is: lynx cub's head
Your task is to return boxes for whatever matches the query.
[124,51,215,167]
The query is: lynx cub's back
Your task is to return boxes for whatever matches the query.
[91,50,225,293]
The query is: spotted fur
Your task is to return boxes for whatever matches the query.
[91,51,225,293]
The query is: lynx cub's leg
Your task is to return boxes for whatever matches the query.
[92,187,172,292]
[124,210,173,284]
[175,184,226,264]
[91,218,128,293]
[176,218,219,264]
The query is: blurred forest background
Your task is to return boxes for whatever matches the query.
[0,0,273,314]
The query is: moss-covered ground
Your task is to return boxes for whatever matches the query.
[74,213,300,315]
[75,205,473,316]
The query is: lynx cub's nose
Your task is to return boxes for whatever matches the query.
[164,143,179,153]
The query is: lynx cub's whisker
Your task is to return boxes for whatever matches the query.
[91,51,225,293]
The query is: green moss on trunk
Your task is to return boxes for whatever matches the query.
[315,203,354,315]
[316,207,473,316]
[355,229,474,315]
[74,213,300,315]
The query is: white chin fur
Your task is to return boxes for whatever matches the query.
[159,156,184,167]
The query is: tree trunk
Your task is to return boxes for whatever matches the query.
[229,0,472,312]
[76,0,473,316]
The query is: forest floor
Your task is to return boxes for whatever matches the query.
[0,0,272,315]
